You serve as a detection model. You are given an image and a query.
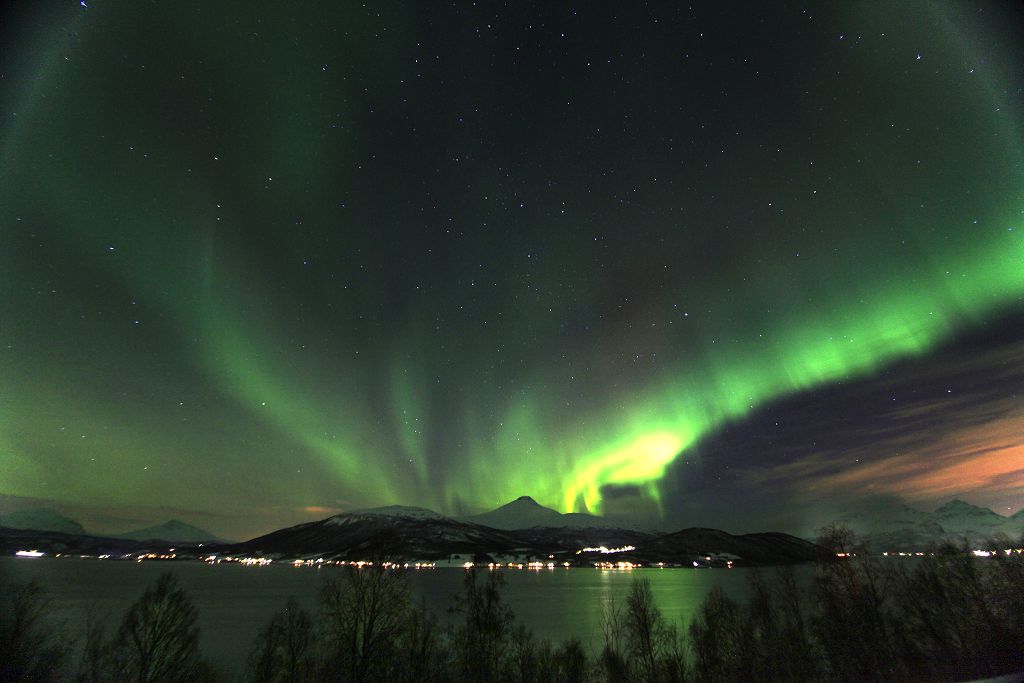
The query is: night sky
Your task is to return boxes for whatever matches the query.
[1,1,1022,540]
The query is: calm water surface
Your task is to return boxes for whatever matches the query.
[1,557,809,675]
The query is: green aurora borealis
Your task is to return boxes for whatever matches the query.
[1,2,1022,537]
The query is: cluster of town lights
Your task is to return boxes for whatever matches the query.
[136,552,177,561]
[883,551,926,557]
[478,561,572,569]
[197,556,273,566]
[16,545,1021,566]
[972,548,1023,558]
[576,545,636,554]
[287,559,436,568]
[595,561,638,569]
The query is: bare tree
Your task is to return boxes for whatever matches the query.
[599,584,630,681]
[769,565,819,681]
[553,637,588,683]
[891,537,1024,680]
[450,568,514,683]
[247,596,314,682]
[599,578,685,683]
[813,523,902,682]
[77,610,115,683]
[625,578,680,682]
[111,572,204,683]
[392,596,447,683]
[0,579,70,681]
[689,586,745,682]
[319,564,412,681]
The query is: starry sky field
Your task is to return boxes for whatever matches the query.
[1,1,1022,540]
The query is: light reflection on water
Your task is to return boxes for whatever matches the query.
[0,557,811,675]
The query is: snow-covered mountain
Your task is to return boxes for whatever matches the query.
[838,499,1022,550]
[116,520,223,543]
[930,499,1010,537]
[236,501,649,561]
[240,506,522,560]
[834,499,932,534]
[0,508,85,535]
[463,495,618,530]
[228,501,821,566]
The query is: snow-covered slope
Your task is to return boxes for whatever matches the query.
[465,496,562,529]
[328,505,448,523]
[0,508,85,535]
[242,508,522,559]
[839,498,1022,550]
[930,499,1010,536]
[117,520,223,543]
[835,500,931,534]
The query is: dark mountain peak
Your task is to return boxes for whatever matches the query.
[117,520,223,543]
[0,508,86,535]
[515,495,539,504]
[649,526,824,563]
[934,499,994,516]
[163,519,190,528]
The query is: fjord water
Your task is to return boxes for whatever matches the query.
[1,557,803,675]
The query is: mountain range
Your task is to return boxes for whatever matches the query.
[233,497,824,566]
[835,498,1022,550]
[0,509,221,544]
[0,508,86,536]
[2,497,1019,562]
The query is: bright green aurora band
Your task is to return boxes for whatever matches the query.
[0,2,1021,528]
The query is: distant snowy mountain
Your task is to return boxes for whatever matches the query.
[464,496,618,530]
[839,498,1022,550]
[116,520,223,543]
[859,522,947,552]
[835,500,932,534]
[0,508,85,535]
[930,499,1009,536]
